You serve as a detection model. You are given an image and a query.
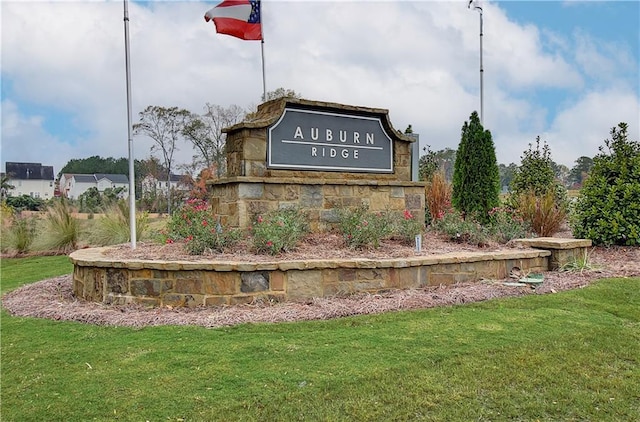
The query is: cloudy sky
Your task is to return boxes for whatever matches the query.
[2,0,639,177]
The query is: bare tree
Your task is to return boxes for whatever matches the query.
[182,103,246,177]
[133,106,189,215]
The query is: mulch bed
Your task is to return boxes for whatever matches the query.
[2,244,638,328]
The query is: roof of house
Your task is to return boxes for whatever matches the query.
[5,162,54,181]
[72,175,97,183]
[144,173,187,183]
[95,174,129,184]
[70,174,129,184]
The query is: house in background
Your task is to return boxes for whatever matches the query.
[59,173,129,199]
[4,162,55,199]
[140,173,191,196]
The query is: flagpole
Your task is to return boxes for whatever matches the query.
[260,1,266,100]
[124,0,137,249]
[261,40,266,100]
[468,0,484,125]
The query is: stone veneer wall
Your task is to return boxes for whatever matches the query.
[208,98,424,230]
[71,247,554,308]
[210,177,425,232]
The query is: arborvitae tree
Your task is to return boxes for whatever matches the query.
[452,111,500,221]
[572,123,640,245]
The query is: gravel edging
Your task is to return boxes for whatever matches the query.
[1,270,603,329]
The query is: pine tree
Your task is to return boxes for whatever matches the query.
[452,111,500,221]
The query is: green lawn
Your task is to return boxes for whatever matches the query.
[1,256,639,421]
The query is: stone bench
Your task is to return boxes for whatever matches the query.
[513,238,592,269]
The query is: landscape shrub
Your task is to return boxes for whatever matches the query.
[514,189,567,237]
[452,111,500,223]
[509,136,564,199]
[336,203,394,249]
[487,206,532,243]
[425,171,452,224]
[572,123,640,245]
[90,201,150,246]
[40,199,84,252]
[4,194,46,212]
[394,209,424,245]
[251,207,309,255]
[165,198,241,254]
[430,209,490,246]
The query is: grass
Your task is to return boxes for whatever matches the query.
[0,255,72,294]
[1,257,639,421]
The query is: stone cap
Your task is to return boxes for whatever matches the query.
[70,247,549,272]
[208,176,426,187]
[513,237,592,250]
[224,97,415,144]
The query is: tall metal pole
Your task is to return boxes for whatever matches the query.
[260,1,266,100]
[469,1,484,126]
[124,0,137,249]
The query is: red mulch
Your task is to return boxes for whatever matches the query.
[2,232,638,328]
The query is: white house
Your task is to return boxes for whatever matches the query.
[60,173,129,199]
[4,162,55,199]
[141,173,191,196]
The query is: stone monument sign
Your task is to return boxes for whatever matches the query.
[208,98,425,231]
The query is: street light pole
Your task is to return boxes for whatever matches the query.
[123,0,137,249]
[469,1,484,126]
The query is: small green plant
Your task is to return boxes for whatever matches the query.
[251,207,309,255]
[336,203,394,249]
[165,198,242,255]
[40,199,83,252]
[431,209,490,246]
[395,209,424,245]
[560,249,599,273]
[91,201,149,246]
[487,206,532,244]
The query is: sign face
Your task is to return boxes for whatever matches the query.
[268,108,394,173]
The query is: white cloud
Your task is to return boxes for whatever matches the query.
[1,0,638,177]
[544,89,640,166]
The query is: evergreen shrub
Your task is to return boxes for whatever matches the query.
[452,111,500,223]
[572,123,640,245]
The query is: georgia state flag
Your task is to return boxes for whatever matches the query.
[204,0,262,41]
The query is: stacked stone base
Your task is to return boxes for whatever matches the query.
[70,247,570,308]
[210,177,425,231]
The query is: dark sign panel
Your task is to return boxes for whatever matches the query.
[268,108,394,173]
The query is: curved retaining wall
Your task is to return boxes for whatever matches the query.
[69,247,563,308]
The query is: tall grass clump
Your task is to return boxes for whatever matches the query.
[1,201,15,253]
[515,189,567,237]
[251,207,309,255]
[4,214,38,254]
[425,171,452,224]
[39,199,83,253]
[90,201,149,246]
